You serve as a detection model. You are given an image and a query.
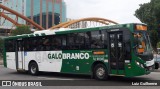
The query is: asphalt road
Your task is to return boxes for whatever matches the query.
[0,65,160,89]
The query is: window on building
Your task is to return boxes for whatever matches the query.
[54,13,60,25]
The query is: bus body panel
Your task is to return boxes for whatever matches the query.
[24,51,63,72]
[6,52,16,70]
[3,23,154,78]
[5,49,108,75]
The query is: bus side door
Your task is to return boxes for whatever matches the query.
[108,31,125,75]
[15,39,25,70]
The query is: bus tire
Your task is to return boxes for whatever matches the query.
[93,64,108,80]
[155,63,159,69]
[29,62,39,76]
[16,69,22,73]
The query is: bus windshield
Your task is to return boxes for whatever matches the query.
[134,31,152,54]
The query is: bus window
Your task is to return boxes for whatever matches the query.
[124,32,131,60]
[62,35,67,49]
[75,33,85,49]
[101,30,107,48]
[43,37,51,51]
[91,31,104,49]
[85,32,91,49]
[5,40,15,52]
[24,38,31,51]
[67,33,76,49]
[51,36,61,50]
[134,32,152,54]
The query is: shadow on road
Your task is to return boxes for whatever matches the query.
[10,71,152,81]
[4,70,160,86]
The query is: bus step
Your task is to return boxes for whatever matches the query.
[109,74,125,76]
[17,69,26,72]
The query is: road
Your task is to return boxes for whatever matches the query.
[0,65,160,89]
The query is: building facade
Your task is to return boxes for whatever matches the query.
[0,0,2,8]
[1,0,66,29]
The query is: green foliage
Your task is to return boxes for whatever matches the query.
[135,0,160,51]
[135,0,160,30]
[157,42,160,48]
[150,30,159,50]
[11,25,32,36]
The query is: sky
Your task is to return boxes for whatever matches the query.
[63,0,150,24]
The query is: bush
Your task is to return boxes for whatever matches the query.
[11,25,32,36]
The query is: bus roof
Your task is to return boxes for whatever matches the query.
[4,23,146,40]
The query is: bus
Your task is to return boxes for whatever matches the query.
[3,23,154,80]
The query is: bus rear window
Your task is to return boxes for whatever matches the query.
[5,40,15,52]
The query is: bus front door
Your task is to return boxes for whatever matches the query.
[108,32,125,76]
[15,39,25,70]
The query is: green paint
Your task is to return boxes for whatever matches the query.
[3,23,153,77]
[35,34,39,36]
[60,50,108,74]
[55,23,137,35]
[41,33,46,36]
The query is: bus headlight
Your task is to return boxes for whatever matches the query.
[136,61,140,66]
[141,64,144,68]
[135,60,144,68]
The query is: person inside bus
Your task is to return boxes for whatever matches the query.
[91,40,101,48]
[134,33,146,54]
[51,39,60,50]
[42,39,50,51]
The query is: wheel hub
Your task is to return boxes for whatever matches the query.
[31,65,36,74]
[96,67,105,77]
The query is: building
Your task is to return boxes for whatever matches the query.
[0,0,66,29]
[66,18,87,29]
[0,0,3,15]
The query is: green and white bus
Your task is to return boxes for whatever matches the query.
[3,23,154,80]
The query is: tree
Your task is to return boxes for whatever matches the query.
[135,0,160,51]
[150,30,159,51]
[135,0,160,30]
[157,42,160,48]
[11,25,32,36]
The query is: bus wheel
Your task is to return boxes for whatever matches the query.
[94,64,108,80]
[29,62,39,76]
[155,63,159,69]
